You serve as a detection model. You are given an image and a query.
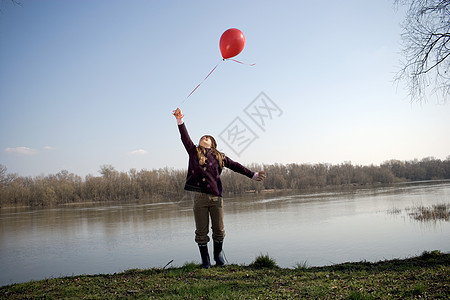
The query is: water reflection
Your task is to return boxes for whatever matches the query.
[1,182,449,286]
[2,202,192,235]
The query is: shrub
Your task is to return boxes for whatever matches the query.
[250,253,278,269]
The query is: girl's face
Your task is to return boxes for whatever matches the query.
[199,136,212,148]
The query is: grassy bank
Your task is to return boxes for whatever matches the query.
[1,251,449,299]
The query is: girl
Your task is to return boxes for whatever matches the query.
[173,107,265,268]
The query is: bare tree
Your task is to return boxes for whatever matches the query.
[0,164,17,186]
[395,0,450,102]
[0,0,22,13]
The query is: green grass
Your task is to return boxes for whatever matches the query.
[249,253,279,269]
[1,251,449,299]
[293,260,311,270]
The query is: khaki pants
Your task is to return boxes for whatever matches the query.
[193,192,225,244]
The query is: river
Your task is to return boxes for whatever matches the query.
[1,181,449,286]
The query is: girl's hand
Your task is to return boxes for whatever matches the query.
[173,108,184,119]
[256,171,266,181]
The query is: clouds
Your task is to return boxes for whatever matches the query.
[5,146,148,157]
[5,147,37,156]
[5,146,55,156]
[128,149,149,156]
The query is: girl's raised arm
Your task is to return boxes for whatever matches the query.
[173,108,195,152]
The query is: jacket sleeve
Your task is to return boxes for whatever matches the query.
[178,123,196,154]
[224,156,255,179]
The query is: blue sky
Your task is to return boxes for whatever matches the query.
[1,0,449,177]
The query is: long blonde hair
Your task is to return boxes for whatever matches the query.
[196,135,225,169]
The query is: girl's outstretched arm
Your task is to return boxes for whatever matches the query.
[173,108,195,153]
[225,157,266,181]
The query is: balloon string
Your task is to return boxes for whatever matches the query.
[177,58,255,108]
[178,60,222,107]
[226,58,256,66]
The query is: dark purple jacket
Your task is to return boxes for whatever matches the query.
[178,123,255,197]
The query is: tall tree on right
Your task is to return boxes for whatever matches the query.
[395,0,450,102]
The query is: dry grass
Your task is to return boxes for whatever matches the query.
[409,203,450,222]
[387,203,450,222]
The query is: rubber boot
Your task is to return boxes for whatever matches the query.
[213,240,226,266]
[198,244,211,269]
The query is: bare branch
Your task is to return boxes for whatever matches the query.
[395,0,450,102]
[0,0,22,13]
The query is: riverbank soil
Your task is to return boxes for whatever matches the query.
[1,251,449,299]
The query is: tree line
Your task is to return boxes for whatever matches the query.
[1,156,450,207]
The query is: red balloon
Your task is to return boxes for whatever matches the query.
[219,28,246,59]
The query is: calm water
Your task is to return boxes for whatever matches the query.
[1,182,449,286]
